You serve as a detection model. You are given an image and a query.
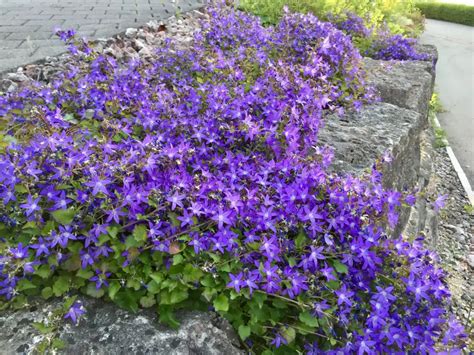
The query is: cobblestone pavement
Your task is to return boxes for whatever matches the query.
[0,0,203,73]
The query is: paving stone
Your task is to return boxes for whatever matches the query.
[0,40,23,50]
[0,0,204,73]
[7,32,55,40]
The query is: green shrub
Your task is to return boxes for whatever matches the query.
[416,2,474,26]
[238,0,422,35]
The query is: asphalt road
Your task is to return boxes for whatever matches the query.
[420,19,474,186]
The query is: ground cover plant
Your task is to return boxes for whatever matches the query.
[327,12,430,61]
[416,2,474,26]
[238,0,424,35]
[239,0,428,61]
[0,5,467,354]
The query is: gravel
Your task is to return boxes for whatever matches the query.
[432,146,474,346]
[0,10,204,89]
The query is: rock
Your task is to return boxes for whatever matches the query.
[5,72,29,82]
[132,39,147,51]
[363,58,434,123]
[139,47,154,58]
[415,43,439,66]
[0,79,18,93]
[320,103,422,189]
[319,103,423,235]
[125,28,138,38]
[0,297,243,355]
[467,254,474,269]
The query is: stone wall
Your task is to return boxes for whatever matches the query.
[0,40,440,354]
[319,44,439,239]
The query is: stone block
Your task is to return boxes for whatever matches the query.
[319,103,423,235]
[363,58,434,123]
[0,297,244,355]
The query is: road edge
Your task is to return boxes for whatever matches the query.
[433,114,474,206]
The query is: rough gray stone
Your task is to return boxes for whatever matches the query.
[467,254,474,269]
[415,43,438,66]
[0,297,243,355]
[319,103,423,235]
[320,103,422,189]
[363,58,434,123]
[403,128,439,243]
[125,27,138,38]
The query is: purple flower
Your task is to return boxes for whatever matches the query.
[211,208,233,229]
[80,250,95,269]
[85,176,111,196]
[336,285,354,307]
[312,300,330,318]
[227,272,244,293]
[64,301,86,325]
[166,192,185,210]
[433,194,448,212]
[89,270,111,289]
[9,243,29,259]
[443,316,466,344]
[19,195,41,216]
[271,332,288,348]
[357,339,376,355]
[30,238,50,257]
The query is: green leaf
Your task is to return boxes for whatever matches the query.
[183,264,203,283]
[51,208,76,225]
[114,289,139,313]
[282,327,296,344]
[331,260,348,274]
[133,224,148,242]
[213,294,229,312]
[52,338,66,350]
[15,185,28,193]
[325,280,340,290]
[41,287,53,300]
[299,311,319,327]
[172,254,184,265]
[238,325,251,341]
[150,272,163,284]
[62,296,77,310]
[295,230,308,249]
[170,289,188,304]
[159,305,180,329]
[76,269,94,279]
[252,292,267,309]
[52,276,70,297]
[17,279,37,291]
[85,283,105,298]
[98,234,110,245]
[63,113,78,124]
[140,295,156,308]
[108,281,121,300]
[125,235,142,249]
[32,322,54,334]
[168,212,180,227]
[147,280,161,294]
[200,275,215,287]
[107,225,120,239]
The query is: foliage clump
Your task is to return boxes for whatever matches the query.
[240,0,428,62]
[328,12,430,61]
[0,6,466,353]
[238,0,424,35]
[417,2,474,27]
